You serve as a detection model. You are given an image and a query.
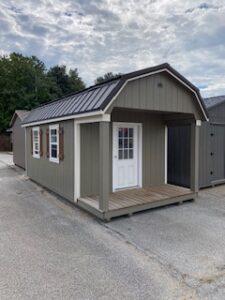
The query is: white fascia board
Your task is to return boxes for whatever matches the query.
[22,111,110,127]
[103,68,208,121]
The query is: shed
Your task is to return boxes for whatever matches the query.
[22,63,208,220]
[10,110,30,169]
[168,95,225,189]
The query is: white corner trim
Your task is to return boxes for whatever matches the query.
[165,126,168,184]
[22,111,110,127]
[196,120,202,126]
[74,120,80,202]
[138,123,143,189]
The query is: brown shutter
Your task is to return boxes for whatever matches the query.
[46,128,49,158]
[39,129,43,157]
[59,127,64,161]
[31,129,33,155]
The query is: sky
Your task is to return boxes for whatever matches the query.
[0,0,225,97]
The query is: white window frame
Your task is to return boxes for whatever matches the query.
[49,124,59,163]
[32,127,40,159]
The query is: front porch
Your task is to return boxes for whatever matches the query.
[77,184,196,221]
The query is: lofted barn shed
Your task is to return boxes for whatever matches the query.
[22,63,208,221]
[10,110,30,169]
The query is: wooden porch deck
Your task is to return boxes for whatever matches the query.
[77,184,195,220]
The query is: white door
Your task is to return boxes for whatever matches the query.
[113,123,140,190]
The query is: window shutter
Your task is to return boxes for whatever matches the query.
[39,129,43,157]
[31,129,33,155]
[59,127,64,161]
[46,128,49,158]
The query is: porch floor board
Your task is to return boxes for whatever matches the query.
[79,184,192,211]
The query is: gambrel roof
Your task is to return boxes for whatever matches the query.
[23,63,208,126]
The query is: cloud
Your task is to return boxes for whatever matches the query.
[0,0,225,96]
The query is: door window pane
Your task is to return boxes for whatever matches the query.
[124,128,128,137]
[129,128,133,138]
[129,138,133,149]
[119,128,123,138]
[129,149,133,159]
[124,149,128,159]
[119,138,123,148]
[124,138,128,148]
[118,150,123,159]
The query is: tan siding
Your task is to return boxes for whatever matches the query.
[80,111,165,198]
[80,123,99,197]
[26,120,74,202]
[112,110,165,188]
[107,72,202,119]
[12,117,26,169]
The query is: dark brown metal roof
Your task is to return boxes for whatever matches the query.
[23,63,208,124]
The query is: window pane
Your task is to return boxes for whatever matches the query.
[51,135,57,143]
[124,138,128,148]
[129,138,133,149]
[129,128,133,138]
[118,150,123,159]
[51,149,57,158]
[124,128,128,137]
[124,149,128,159]
[129,149,133,159]
[51,129,57,135]
[119,138,123,149]
[118,128,123,138]
[51,144,57,158]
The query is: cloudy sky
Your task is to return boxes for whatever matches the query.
[0,0,225,96]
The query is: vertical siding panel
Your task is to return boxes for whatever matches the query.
[26,120,74,201]
[112,111,165,188]
[111,72,202,119]
[12,117,26,169]
[80,123,99,197]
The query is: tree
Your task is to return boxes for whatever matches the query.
[95,72,122,84]
[0,53,86,134]
[0,53,55,133]
[47,65,85,97]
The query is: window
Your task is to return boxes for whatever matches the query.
[118,127,134,160]
[32,127,40,158]
[49,124,59,163]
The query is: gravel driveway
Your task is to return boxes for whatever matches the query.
[0,152,225,300]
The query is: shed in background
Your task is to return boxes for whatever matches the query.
[168,95,225,189]
[10,110,30,169]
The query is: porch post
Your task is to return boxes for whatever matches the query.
[190,121,200,193]
[99,121,110,211]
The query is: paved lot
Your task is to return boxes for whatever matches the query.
[0,152,225,299]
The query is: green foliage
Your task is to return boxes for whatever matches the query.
[47,65,85,97]
[0,53,86,133]
[95,72,122,84]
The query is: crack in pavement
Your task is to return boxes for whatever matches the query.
[102,222,225,299]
